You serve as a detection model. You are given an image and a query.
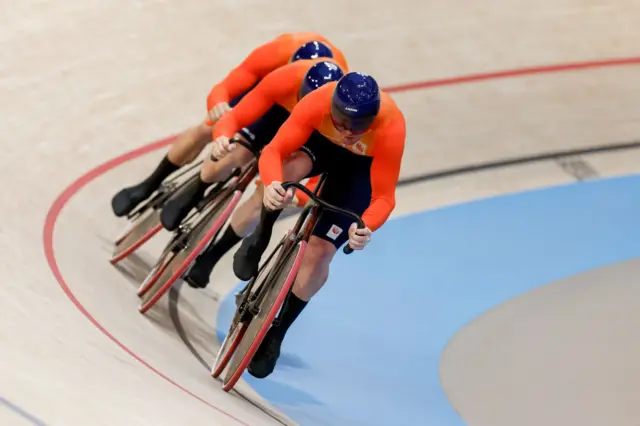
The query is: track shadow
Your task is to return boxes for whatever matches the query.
[111,251,154,285]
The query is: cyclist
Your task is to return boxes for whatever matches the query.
[232,72,406,379]
[166,59,347,289]
[110,33,347,217]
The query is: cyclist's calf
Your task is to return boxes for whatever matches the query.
[291,236,337,301]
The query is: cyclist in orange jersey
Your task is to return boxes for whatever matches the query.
[110,33,347,217]
[160,59,347,289]
[232,72,406,379]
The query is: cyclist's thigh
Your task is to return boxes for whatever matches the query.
[238,104,290,152]
[298,131,346,179]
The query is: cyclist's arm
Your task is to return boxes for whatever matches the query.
[258,89,326,185]
[361,117,406,231]
[213,65,301,139]
[206,35,289,111]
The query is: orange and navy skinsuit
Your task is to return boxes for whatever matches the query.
[258,83,406,232]
[213,57,350,207]
[205,32,348,125]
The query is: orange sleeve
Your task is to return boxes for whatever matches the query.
[361,114,406,231]
[258,86,329,185]
[212,64,302,139]
[206,34,293,111]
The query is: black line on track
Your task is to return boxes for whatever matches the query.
[554,156,600,180]
[395,139,639,186]
[167,283,210,370]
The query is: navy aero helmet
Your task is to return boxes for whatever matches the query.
[331,72,381,133]
[291,41,334,62]
[299,61,345,99]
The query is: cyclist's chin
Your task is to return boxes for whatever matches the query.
[342,137,360,146]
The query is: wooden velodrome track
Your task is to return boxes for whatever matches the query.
[2,0,639,424]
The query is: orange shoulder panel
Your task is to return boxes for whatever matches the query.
[212,60,312,139]
[258,84,333,185]
[206,33,298,112]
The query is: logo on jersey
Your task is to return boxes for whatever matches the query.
[351,141,367,155]
[326,225,343,240]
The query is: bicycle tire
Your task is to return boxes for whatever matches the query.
[138,188,242,313]
[136,239,180,297]
[211,322,248,378]
[221,239,307,392]
[110,208,163,264]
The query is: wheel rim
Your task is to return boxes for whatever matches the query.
[211,322,248,378]
[110,209,163,264]
[136,250,176,297]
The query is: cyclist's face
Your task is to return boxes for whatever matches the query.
[331,117,365,145]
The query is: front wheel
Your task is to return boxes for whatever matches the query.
[221,240,307,392]
[211,322,248,378]
[138,189,242,314]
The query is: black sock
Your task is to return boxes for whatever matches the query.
[141,155,180,190]
[198,225,242,268]
[271,292,308,340]
[253,204,282,249]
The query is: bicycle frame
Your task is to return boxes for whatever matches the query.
[241,173,344,318]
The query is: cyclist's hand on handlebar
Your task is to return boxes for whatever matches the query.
[348,223,372,250]
[210,135,235,160]
[208,102,231,123]
[264,181,294,211]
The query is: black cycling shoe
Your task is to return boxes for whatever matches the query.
[247,328,283,379]
[183,257,212,289]
[160,178,208,231]
[232,233,265,281]
[111,183,155,217]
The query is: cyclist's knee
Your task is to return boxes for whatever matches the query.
[241,188,265,221]
[229,143,255,166]
[305,238,336,271]
[197,119,213,135]
[282,151,313,181]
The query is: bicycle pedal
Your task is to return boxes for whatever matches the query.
[177,223,192,234]
[159,180,179,192]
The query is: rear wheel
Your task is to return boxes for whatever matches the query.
[112,169,201,262]
[221,240,307,392]
[138,189,242,313]
[136,235,182,297]
[110,207,163,264]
